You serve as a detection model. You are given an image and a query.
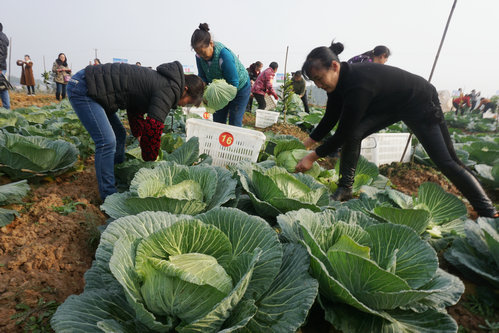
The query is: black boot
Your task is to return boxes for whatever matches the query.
[56,93,60,101]
[331,186,353,201]
[332,140,361,201]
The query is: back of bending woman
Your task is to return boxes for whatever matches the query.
[295,41,497,218]
[67,61,204,200]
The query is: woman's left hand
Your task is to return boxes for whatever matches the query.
[295,151,319,173]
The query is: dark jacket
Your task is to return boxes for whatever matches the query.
[84,61,184,122]
[311,62,437,157]
[0,31,9,71]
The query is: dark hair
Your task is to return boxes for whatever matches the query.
[94,58,101,64]
[301,41,344,80]
[184,74,206,106]
[56,53,68,67]
[362,45,391,58]
[293,70,302,76]
[248,61,263,75]
[0,23,3,32]
[269,62,278,70]
[24,54,30,59]
[191,23,211,49]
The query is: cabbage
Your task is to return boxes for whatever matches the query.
[203,79,237,112]
[276,149,321,178]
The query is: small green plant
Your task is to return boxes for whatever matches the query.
[79,212,102,250]
[277,73,296,120]
[463,295,496,318]
[50,196,86,215]
[12,297,59,333]
[479,320,499,332]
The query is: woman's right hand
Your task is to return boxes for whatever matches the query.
[303,137,317,149]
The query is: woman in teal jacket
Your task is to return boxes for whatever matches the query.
[191,23,250,127]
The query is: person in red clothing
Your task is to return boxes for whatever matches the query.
[251,62,279,110]
[67,61,205,200]
[452,94,471,115]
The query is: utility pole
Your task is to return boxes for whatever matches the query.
[400,0,458,163]
[94,48,98,59]
[282,46,289,121]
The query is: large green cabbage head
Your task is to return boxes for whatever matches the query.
[236,162,330,219]
[102,161,237,218]
[278,208,464,333]
[203,79,237,112]
[51,209,318,332]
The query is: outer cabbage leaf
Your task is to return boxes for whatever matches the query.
[0,180,30,205]
[0,131,78,179]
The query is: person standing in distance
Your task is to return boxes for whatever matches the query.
[0,23,10,109]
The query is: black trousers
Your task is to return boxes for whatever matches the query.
[254,93,266,110]
[336,95,496,217]
[27,85,35,94]
[483,102,497,113]
[301,94,310,113]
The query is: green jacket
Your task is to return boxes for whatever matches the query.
[197,42,248,90]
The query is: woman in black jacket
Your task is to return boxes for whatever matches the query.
[67,61,204,200]
[295,41,497,218]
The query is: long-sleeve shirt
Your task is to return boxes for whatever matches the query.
[196,49,239,87]
[292,77,306,96]
[310,62,434,157]
[251,67,278,99]
[127,111,164,161]
[452,96,471,107]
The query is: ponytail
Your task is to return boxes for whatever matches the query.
[191,23,212,49]
[302,40,343,80]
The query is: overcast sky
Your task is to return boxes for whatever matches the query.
[2,0,498,96]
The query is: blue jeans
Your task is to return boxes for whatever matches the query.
[67,70,126,200]
[0,70,10,109]
[56,82,67,100]
[213,81,251,127]
[0,89,9,109]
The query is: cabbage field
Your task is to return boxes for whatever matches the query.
[0,92,498,333]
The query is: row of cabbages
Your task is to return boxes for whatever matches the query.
[50,138,498,333]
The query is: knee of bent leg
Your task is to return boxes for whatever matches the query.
[95,133,117,152]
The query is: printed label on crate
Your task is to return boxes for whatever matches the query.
[219,132,234,147]
[203,112,210,119]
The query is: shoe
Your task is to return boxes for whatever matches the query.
[330,186,353,201]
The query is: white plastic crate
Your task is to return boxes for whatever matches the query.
[255,109,279,128]
[182,106,213,121]
[360,133,412,166]
[186,118,266,167]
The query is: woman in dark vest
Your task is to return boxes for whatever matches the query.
[191,23,250,127]
[67,61,205,200]
[295,40,497,218]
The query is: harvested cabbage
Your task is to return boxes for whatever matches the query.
[203,79,237,112]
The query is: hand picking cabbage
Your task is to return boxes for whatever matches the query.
[203,79,237,112]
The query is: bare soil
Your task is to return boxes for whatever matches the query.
[8,92,58,109]
[0,159,106,332]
